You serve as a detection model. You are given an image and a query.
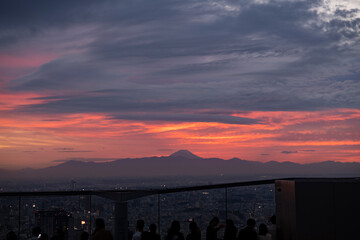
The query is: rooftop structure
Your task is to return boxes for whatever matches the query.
[0,178,359,240]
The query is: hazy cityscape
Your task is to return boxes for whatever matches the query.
[0,151,359,239]
[0,177,275,240]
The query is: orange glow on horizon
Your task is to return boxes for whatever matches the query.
[0,99,359,168]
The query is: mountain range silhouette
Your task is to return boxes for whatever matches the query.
[1,150,359,180]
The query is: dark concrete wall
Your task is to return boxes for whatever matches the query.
[275,180,296,240]
[114,202,128,240]
[275,179,360,240]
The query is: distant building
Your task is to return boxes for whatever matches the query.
[71,180,77,191]
[35,209,73,237]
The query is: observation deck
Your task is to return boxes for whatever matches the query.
[0,178,359,240]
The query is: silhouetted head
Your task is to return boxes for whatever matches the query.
[54,228,65,240]
[226,219,234,228]
[210,217,220,226]
[246,219,256,228]
[269,215,276,224]
[39,233,48,240]
[95,218,106,230]
[170,220,181,232]
[258,224,268,236]
[32,227,41,237]
[149,224,157,233]
[81,232,89,240]
[6,231,17,240]
[136,219,145,232]
[189,221,199,233]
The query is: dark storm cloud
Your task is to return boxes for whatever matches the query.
[0,0,182,42]
[0,0,95,48]
[41,119,62,122]
[9,58,122,91]
[110,113,258,125]
[2,0,360,121]
[57,151,94,153]
[281,151,298,154]
[12,77,359,120]
[14,90,261,124]
[0,0,94,28]
[53,148,94,153]
[52,158,115,163]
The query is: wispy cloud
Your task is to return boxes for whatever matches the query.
[53,148,74,151]
[53,158,115,163]
[281,151,298,154]
[56,150,93,153]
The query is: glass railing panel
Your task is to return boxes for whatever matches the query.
[159,188,226,240]
[23,195,89,240]
[227,184,275,230]
[0,197,20,239]
[0,195,93,240]
[128,194,158,235]
[90,195,116,234]
[0,182,277,240]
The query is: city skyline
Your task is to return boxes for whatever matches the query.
[1,0,360,169]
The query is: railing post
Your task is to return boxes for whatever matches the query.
[89,194,92,235]
[114,201,128,240]
[157,194,161,234]
[18,196,21,239]
[225,187,228,220]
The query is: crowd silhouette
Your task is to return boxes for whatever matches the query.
[186,221,200,240]
[5,215,276,240]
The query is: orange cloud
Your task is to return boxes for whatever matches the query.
[0,92,48,111]
[0,108,359,168]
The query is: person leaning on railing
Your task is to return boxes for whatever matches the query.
[92,218,114,240]
[206,217,225,240]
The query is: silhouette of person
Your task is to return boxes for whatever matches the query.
[258,224,271,240]
[30,227,41,240]
[186,221,201,240]
[92,218,114,240]
[6,231,18,240]
[165,221,185,240]
[50,228,65,240]
[132,220,145,240]
[238,218,257,240]
[224,219,237,240]
[143,224,161,240]
[81,232,89,240]
[39,233,49,240]
[206,217,224,240]
[267,215,276,240]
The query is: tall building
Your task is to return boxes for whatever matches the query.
[35,209,73,237]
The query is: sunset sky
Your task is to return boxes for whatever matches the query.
[0,0,359,169]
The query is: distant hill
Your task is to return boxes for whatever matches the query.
[0,150,359,180]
